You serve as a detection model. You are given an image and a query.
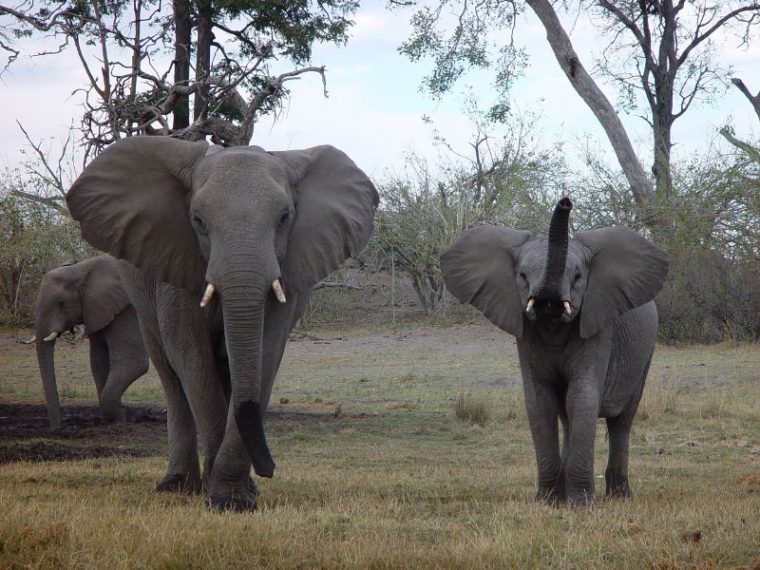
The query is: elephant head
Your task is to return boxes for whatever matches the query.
[441,197,669,339]
[35,256,130,429]
[66,137,378,477]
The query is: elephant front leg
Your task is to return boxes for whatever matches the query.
[204,410,258,512]
[144,331,203,494]
[564,384,602,508]
[524,382,564,504]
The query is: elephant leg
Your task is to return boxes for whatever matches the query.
[142,327,203,494]
[555,409,570,503]
[88,333,109,399]
[604,413,634,499]
[98,308,149,422]
[564,383,602,508]
[523,381,563,504]
[154,294,230,504]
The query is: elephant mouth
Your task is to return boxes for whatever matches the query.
[525,296,573,322]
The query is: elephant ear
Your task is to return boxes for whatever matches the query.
[81,257,131,334]
[273,146,379,291]
[66,136,210,292]
[441,225,531,338]
[575,225,669,339]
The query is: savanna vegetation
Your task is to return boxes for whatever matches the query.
[1,324,759,569]
[0,1,759,569]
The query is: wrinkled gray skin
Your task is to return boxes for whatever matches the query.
[441,198,668,507]
[66,137,378,512]
[35,256,149,429]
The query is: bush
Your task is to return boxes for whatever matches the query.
[0,169,91,327]
[454,393,492,427]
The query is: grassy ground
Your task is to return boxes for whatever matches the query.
[1,324,759,569]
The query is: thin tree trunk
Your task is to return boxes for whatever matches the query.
[194,0,213,121]
[173,0,192,130]
[525,0,658,227]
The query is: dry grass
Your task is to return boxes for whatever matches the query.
[454,393,492,427]
[1,325,760,569]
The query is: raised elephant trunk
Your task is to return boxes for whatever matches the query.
[539,197,573,298]
[35,336,62,429]
[218,261,276,479]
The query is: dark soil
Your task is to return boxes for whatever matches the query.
[0,401,370,465]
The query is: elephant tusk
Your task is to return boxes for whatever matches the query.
[200,283,215,308]
[43,331,59,342]
[563,301,572,315]
[525,298,535,312]
[272,279,287,304]
[24,336,36,344]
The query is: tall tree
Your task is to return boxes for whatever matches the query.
[0,0,358,154]
[397,0,760,230]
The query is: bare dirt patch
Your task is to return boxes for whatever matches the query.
[0,401,375,464]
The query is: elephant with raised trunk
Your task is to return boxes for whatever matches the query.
[66,137,378,511]
[441,198,668,507]
[34,256,149,429]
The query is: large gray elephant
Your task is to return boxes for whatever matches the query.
[34,256,149,429]
[441,198,668,507]
[66,136,378,511]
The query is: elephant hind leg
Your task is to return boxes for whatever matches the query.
[604,413,633,498]
[605,356,650,499]
[89,333,110,399]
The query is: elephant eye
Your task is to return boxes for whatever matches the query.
[278,210,290,229]
[191,212,208,235]
[519,272,528,282]
[574,272,582,283]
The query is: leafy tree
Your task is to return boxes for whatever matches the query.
[370,111,566,313]
[396,0,760,232]
[0,0,358,154]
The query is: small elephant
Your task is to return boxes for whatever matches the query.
[34,256,149,429]
[66,137,378,511]
[441,198,668,507]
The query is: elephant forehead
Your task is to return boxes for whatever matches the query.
[197,148,288,185]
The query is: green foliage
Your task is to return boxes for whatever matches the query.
[367,112,566,314]
[397,1,526,119]
[0,169,90,326]
[216,0,357,63]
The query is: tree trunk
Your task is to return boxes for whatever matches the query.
[194,0,213,121]
[173,0,192,130]
[525,0,659,228]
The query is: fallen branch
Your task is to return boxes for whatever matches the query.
[312,281,363,291]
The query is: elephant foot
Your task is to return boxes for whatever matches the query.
[604,467,632,499]
[535,476,566,505]
[100,403,127,423]
[156,473,202,495]
[204,491,257,513]
[204,475,260,513]
[567,490,596,509]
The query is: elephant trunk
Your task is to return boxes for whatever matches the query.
[218,259,276,479]
[35,336,62,429]
[539,197,573,298]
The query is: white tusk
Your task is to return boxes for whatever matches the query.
[24,336,36,344]
[563,301,572,315]
[44,331,59,342]
[525,298,535,312]
[200,283,215,308]
[272,279,287,304]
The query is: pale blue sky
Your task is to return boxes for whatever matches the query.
[1,2,758,183]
